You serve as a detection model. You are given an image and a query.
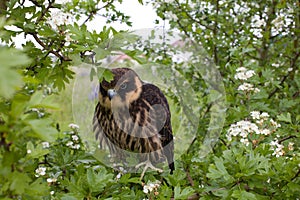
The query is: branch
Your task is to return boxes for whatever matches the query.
[30,32,71,62]
[81,0,114,25]
[34,0,55,24]
[0,0,8,16]
[174,0,214,31]
[278,135,297,144]
[291,168,300,181]
[268,51,300,99]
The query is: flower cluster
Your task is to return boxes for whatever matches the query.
[237,83,260,93]
[270,139,285,157]
[234,67,255,80]
[234,67,260,93]
[47,9,73,31]
[66,123,81,149]
[142,180,161,195]
[68,123,80,130]
[226,111,281,147]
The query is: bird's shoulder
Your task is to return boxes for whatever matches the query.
[138,82,169,107]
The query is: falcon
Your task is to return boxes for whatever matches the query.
[93,68,174,179]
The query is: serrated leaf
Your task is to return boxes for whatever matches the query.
[232,190,257,200]
[9,171,31,194]
[277,113,292,123]
[28,91,59,110]
[102,69,114,82]
[174,185,194,199]
[86,168,113,193]
[26,142,50,159]
[27,118,58,141]
[0,48,31,99]
[25,178,49,196]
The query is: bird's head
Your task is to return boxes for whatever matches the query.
[99,68,143,108]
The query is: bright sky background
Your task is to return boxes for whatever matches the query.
[13,1,160,48]
[102,0,160,30]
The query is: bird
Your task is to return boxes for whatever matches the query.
[93,67,174,179]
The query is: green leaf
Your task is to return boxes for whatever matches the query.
[26,118,58,141]
[26,142,50,159]
[86,168,113,193]
[9,171,31,194]
[277,113,292,123]
[0,48,31,99]
[207,157,235,184]
[232,190,257,200]
[174,185,194,199]
[102,69,114,82]
[25,178,49,196]
[28,91,59,110]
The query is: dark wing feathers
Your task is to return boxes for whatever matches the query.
[132,83,174,171]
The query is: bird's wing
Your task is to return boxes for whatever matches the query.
[131,83,174,170]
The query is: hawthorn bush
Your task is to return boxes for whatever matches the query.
[0,0,299,199]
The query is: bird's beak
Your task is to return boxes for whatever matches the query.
[107,89,117,100]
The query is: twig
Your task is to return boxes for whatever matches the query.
[185,167,195,187]
[82,0,114,25]
[291,168,300,181]
[268,52,300,99]
[34,0,55,24]
[30,32,71,62]
[278,135,297,144]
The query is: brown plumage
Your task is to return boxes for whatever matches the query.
[93,68,174,178]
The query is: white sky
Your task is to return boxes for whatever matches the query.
[13,0,160,48]
[100,0,160,30]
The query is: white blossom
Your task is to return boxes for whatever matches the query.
[240,138,250,146]
[260,112,270,119]
[250,111,260,120]
[165,11,178,21]
[47,9,73,31]
[42,142,50,148]
[47,178,57,183]
[260,129,271,135]
[143,181,161,194]
[71,135,79,141]
[227,120,260,142]
[234,67,255,80]
[66,141,73,147]
[272,16,285,31]
[68,123,80,130]
[27,149,32,154]
[254,18,266,28]
[237,82,260,93]
[164,0,175,3]
[35,166,46,177]
[72,144,81,149]
[116,173,122,179]
[270,140,285,157]
[271,63,280,68]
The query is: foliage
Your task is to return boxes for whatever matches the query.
[0,0,299,199]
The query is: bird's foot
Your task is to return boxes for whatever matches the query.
[136,160,163,180]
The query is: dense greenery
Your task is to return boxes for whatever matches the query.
[0,0,299,199]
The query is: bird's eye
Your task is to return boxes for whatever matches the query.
[120,83,127,90]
